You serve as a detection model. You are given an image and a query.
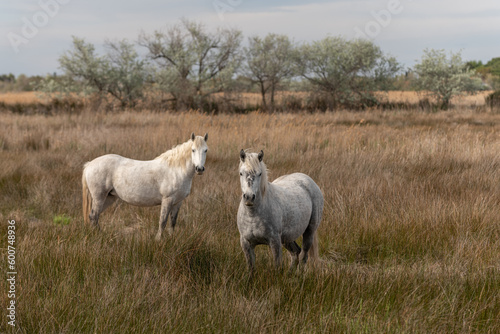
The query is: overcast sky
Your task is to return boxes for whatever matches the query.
[2,0,500,76]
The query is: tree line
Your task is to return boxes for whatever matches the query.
[8,19,499,111]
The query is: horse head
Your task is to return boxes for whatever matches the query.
[191,132,208,175]
[239,149,266,206]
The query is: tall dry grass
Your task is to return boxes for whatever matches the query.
[0,109,499,333]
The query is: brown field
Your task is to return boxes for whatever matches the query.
[0,90,494,108]
[378,91,493,106]
[0,109,499,333]
[0,92,41,105]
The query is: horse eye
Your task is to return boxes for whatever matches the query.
[204,149,208,153]
[192,149,195,152]
[258,173,262,177]
[239,172,243,176]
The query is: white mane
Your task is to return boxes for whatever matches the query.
[155,137,205,170]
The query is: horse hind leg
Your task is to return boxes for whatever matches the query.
[269,237,283,270]
[167,202,182,236]
[101,195,117,219]
[300,199,322,267]
[284,241,301,271]
[89,200,103,230]
[299,226,316,265]
[89,193,115,230]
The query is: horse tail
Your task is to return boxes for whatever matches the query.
[309,232,320,264]
[82,166,92,225]
[309,186,323,266]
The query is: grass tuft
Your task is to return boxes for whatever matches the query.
[0,108,499,333]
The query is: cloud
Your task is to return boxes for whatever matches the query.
[1,0,499,75]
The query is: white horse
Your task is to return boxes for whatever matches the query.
[82,133,208,240]
[237,150,324,274]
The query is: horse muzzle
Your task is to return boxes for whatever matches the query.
[195,166,205,175]
[243,193,256,206]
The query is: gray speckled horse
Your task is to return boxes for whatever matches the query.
[237,149,324,274]
[82,133,208,240]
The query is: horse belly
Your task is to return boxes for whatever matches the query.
[277,188,313,242]
[282,206,312,241]
[112,165,163,206]
[113,183,162,206]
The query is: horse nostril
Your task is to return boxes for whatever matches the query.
[243,194,255,201]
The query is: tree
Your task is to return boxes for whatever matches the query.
[413,49,482,109]
[139,19,242,110]
[483,57,500,76]
[58,37,108,95]
[0,74,15,83]
[243,34,295,112]
[295,36,400,109]
[104,39,147,107]
[39,37,147,107]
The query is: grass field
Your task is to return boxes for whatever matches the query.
[0,108,499,333]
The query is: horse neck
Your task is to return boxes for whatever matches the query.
[178,150,195,177]
[157,141,194,176]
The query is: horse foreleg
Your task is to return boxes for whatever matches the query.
[269,237,283,270]
[156,197,173,241]
[167,202,182,236]
[240,238,256,276]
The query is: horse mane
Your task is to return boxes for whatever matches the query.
[155,139,193,170]
[240,152,269,196]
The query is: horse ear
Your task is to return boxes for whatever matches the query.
[191,132,195,141]
[240,149,246,162]
[204,133,208,142]
[258,150,264,162]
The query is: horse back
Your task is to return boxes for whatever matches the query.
[84,154,163,205]
[272,173,323,204]
[270,173,323,240]
[83,154,124,188]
